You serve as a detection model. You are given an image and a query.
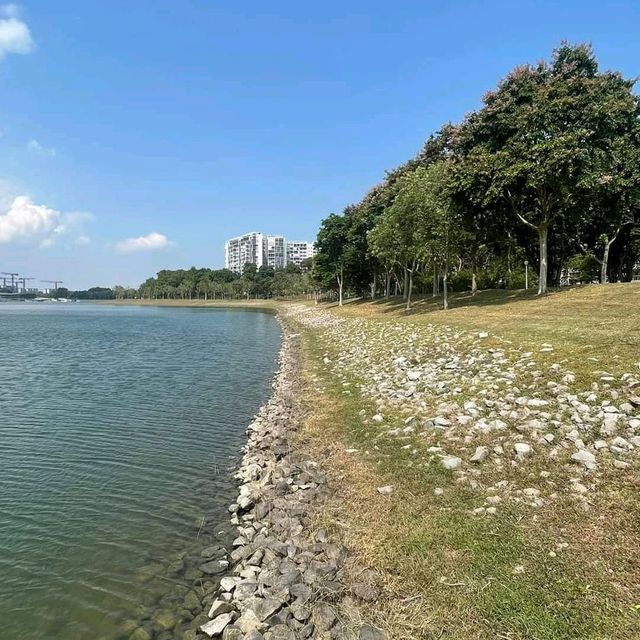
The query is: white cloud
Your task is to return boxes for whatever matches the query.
[74,235,90,246]
[0,5,34,59]
[0,195,92,247]
[115,232,171,253]
[27,139,56,157]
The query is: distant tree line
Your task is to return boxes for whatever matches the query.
[137,262,314,300]
[313,43,640,309]
[46,286,116,300]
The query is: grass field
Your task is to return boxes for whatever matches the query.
[290,284,640,639]
[336,283,640,386]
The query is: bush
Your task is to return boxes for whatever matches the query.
[449,269,473,291]
[565,254,600,283]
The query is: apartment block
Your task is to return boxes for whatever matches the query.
[266,236,287,269]
[224,233,316,272]
[286,241,317,267]
[224,232,266,274]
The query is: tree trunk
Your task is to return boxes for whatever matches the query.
[406,268,413,311]
[385,270,391,298]
[403,268,409,301]
[601,239,613,284]
[538,225,548,295]
[432,261,438,297]
[337,266,344,306]
[443,261,449,310]
[370,273,376,299]
[471,270,477,296]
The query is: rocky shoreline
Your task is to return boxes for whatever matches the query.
[187,317,385,640]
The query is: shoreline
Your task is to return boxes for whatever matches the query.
[102,299,282,315]
[190,310,384,640]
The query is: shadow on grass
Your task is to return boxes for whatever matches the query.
[338,287,555,316]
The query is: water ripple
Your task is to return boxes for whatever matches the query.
[0,303,281,639]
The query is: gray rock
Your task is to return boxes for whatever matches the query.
[253,597,284,622]
[184,590,201,612]
[289,583,312,603]
[233,581,258,601]
[222,626,244,640]
[200,613,235,638]
[376,485,395,496]
[153,611,177,631]
[441,455,462,470]
[312,603,337,632]
[571,449,597,471]
[290,602,310,622]
[359,624,387,640]
[200,560,229,575]
[470,446,489,463]
[208,599,234,618]
[352,582,381,602]
[236,609,267,634]
[265,624,296,640]
[220,577,241,592]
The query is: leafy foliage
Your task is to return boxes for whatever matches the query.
[313,43,640,306]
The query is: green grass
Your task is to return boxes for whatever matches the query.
[294,301,640,640]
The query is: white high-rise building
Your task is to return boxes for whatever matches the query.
[224,233,316,272]
[286,241,316,267]
[266,236,287,269]
[224,232,267,274]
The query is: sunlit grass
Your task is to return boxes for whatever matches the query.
[295,303,640,639]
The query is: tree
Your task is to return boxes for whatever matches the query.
[315,214,352,305]
[197,276,212,300]
[368,217,400,299]
[460,43,640,294]
[424,162,466,310]
[370,165,450,310]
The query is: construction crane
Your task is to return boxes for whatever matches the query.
[18,277,35,292]
[42,279,64,290]
[2,272,19,291]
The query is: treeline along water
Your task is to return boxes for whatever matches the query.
[0,304,281,639]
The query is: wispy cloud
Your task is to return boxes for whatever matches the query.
[27,139,56,157]
[0,195,92,247]
[115,232,172,253]
[0,4,34,60]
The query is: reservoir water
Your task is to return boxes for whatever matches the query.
[0,303,281,639]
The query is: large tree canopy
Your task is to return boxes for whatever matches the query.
[313,43,640,306]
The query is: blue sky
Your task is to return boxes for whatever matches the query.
[1,0,639,288]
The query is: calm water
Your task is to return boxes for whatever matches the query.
[0,303,281,640]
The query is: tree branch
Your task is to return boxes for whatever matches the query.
[515,210,539,231]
